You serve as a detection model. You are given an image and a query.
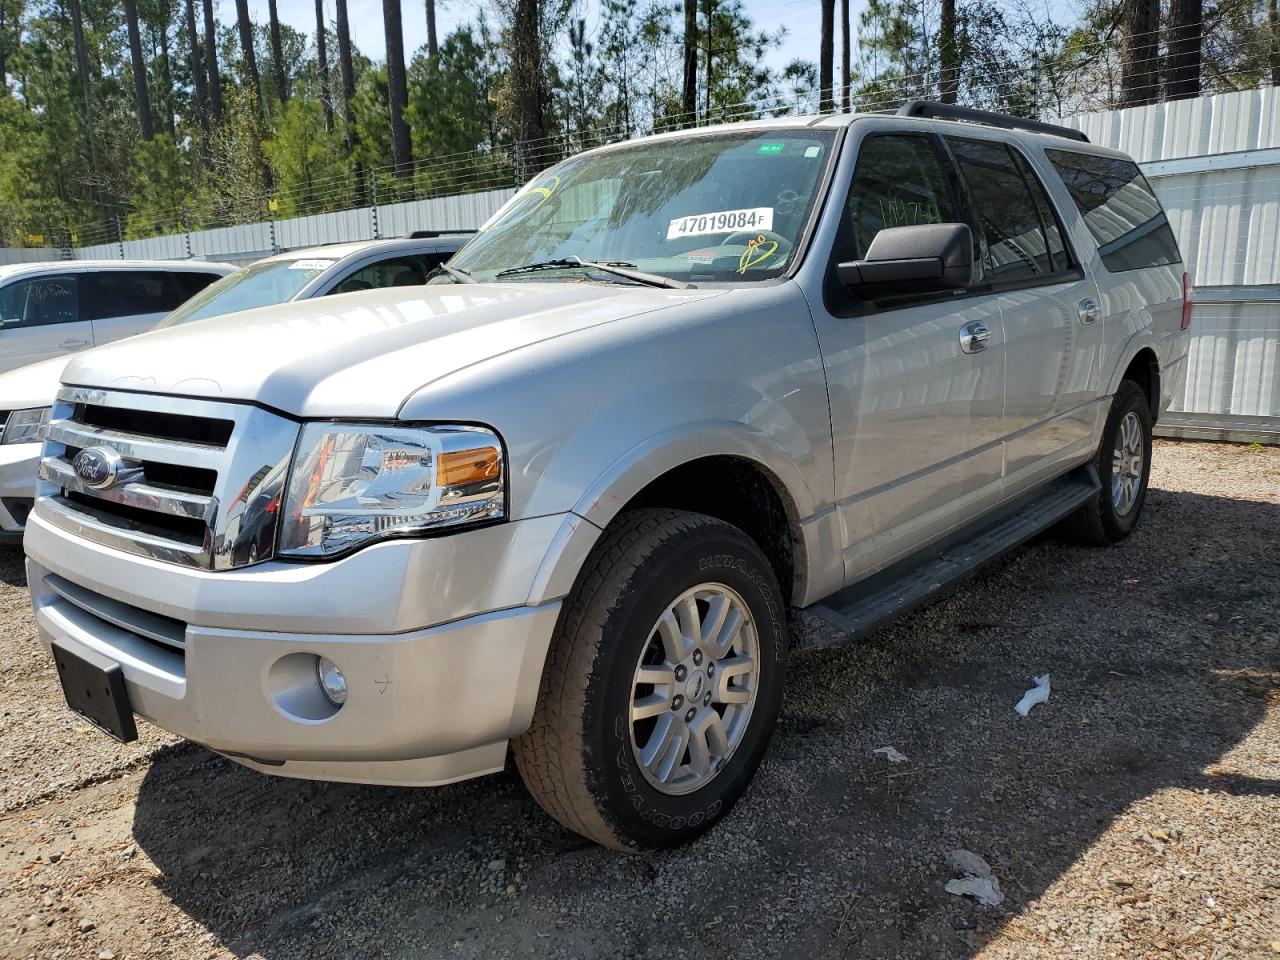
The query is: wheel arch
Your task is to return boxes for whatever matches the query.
[1107,337,1162,422]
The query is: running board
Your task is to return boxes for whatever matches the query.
[796,465,1100,650]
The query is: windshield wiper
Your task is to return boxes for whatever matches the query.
[429,262,477,284]
[494,256,693,289]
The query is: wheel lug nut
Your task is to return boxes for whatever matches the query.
[685,708,696,723]
[692,650,703,665]
[707,663,714,676]
[703,691,712,706]
[671,694,684,710]
[674,665,687,682]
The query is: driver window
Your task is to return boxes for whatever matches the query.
[329,257,429,295]
[841,134,960,262]
[0,275,80,327]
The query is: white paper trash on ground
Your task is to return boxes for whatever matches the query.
[1014,674,1051,717]
[945,876,1005,906]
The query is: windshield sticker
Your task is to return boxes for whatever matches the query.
[757,142,785,155]
[666,207,773,240]
[687,250,717,264]
[804,145,822,158]
[737,235,779,274]
[288,259,335,271]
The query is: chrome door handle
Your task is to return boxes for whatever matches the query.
[60,339,90,349]
[959,320,991,354]
[1078,298,1099,325]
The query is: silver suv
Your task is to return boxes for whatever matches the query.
[25,103,1190,851]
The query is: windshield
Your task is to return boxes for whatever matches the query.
[450,130,838,284]
[155,257,332,328]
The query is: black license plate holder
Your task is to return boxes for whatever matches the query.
[52,642,138,743]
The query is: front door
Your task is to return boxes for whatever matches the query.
[808,131,1007,583]
[0,273,93,373]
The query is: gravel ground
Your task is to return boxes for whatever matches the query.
[1,439,1277,960]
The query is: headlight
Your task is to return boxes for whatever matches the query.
[2,407,51,445]
[279,423,505,558]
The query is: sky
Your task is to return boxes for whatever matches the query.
[250,0,837,78]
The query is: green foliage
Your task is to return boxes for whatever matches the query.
[263,94,347,216]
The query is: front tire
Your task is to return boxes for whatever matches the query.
[513,509,787,850]
[1061,379,1153,545]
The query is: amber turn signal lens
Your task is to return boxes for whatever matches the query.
[436,447,501,487]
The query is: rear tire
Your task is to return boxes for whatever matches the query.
[1060,379,1153,545]
[513,509,787,851]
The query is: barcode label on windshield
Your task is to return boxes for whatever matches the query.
[666,208,773,240]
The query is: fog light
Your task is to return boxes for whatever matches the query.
[316,656,347,706]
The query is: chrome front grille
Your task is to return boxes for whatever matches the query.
[37,387,299,569]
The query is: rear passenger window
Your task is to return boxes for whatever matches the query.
[1045,150,1181,272]
[842,134,961,261]
[0,275,80,327]
[949,138,1072,283]
[83,271,195,320]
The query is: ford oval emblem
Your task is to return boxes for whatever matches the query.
[71,446,124,490]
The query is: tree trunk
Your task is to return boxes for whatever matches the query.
[512,0,547,159]
[335,0,364,201]
[1165,0,1202,100]
[268,0,288,101]
[681,0,697,123]
[425,0,438,60]
[703,0,713,119]
[315,0,333,127]
[156,19,177,137]
[1120,0,1159,107]
[184,0,209,133]
[1268,0,1278,86]
[123,0,154,139]
[819,0,834,111]
[0,1,8,90]
[939,0,957,104]
[382,0,412,176]
[66,0,99,179]
[839,0,850,111]
[202,0,223,121]
[234,0,263,113]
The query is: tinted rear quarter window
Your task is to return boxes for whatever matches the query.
[1045,150,1181,272]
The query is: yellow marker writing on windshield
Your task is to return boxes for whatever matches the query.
[738,235,778,274]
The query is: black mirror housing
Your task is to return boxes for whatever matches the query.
[837,223,974,293]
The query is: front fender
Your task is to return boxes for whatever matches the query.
[523,420,819,608]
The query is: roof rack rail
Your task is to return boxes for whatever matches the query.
[895,100,1089,143]
[405,229,477,238]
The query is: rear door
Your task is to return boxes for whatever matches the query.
[809,130,1007,582]
[945,135,1105,494]
[83,270,220,344]
[0,273,93,373]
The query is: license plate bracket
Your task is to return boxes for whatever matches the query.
[52,642,138,743]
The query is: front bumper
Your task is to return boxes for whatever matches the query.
[0,441,38,537]
[25,507,595,786]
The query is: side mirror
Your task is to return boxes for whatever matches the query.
[837,223,974,293]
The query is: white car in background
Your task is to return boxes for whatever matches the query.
[0,234,472,538]
[0,260,233,374]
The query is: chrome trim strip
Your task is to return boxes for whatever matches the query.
[47,421,225,470]
[38,494,208,567]
[40,457,216,522]
[45,573,187,650]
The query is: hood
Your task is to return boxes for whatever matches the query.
[60,283,724,418]
[0,355,73,410]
